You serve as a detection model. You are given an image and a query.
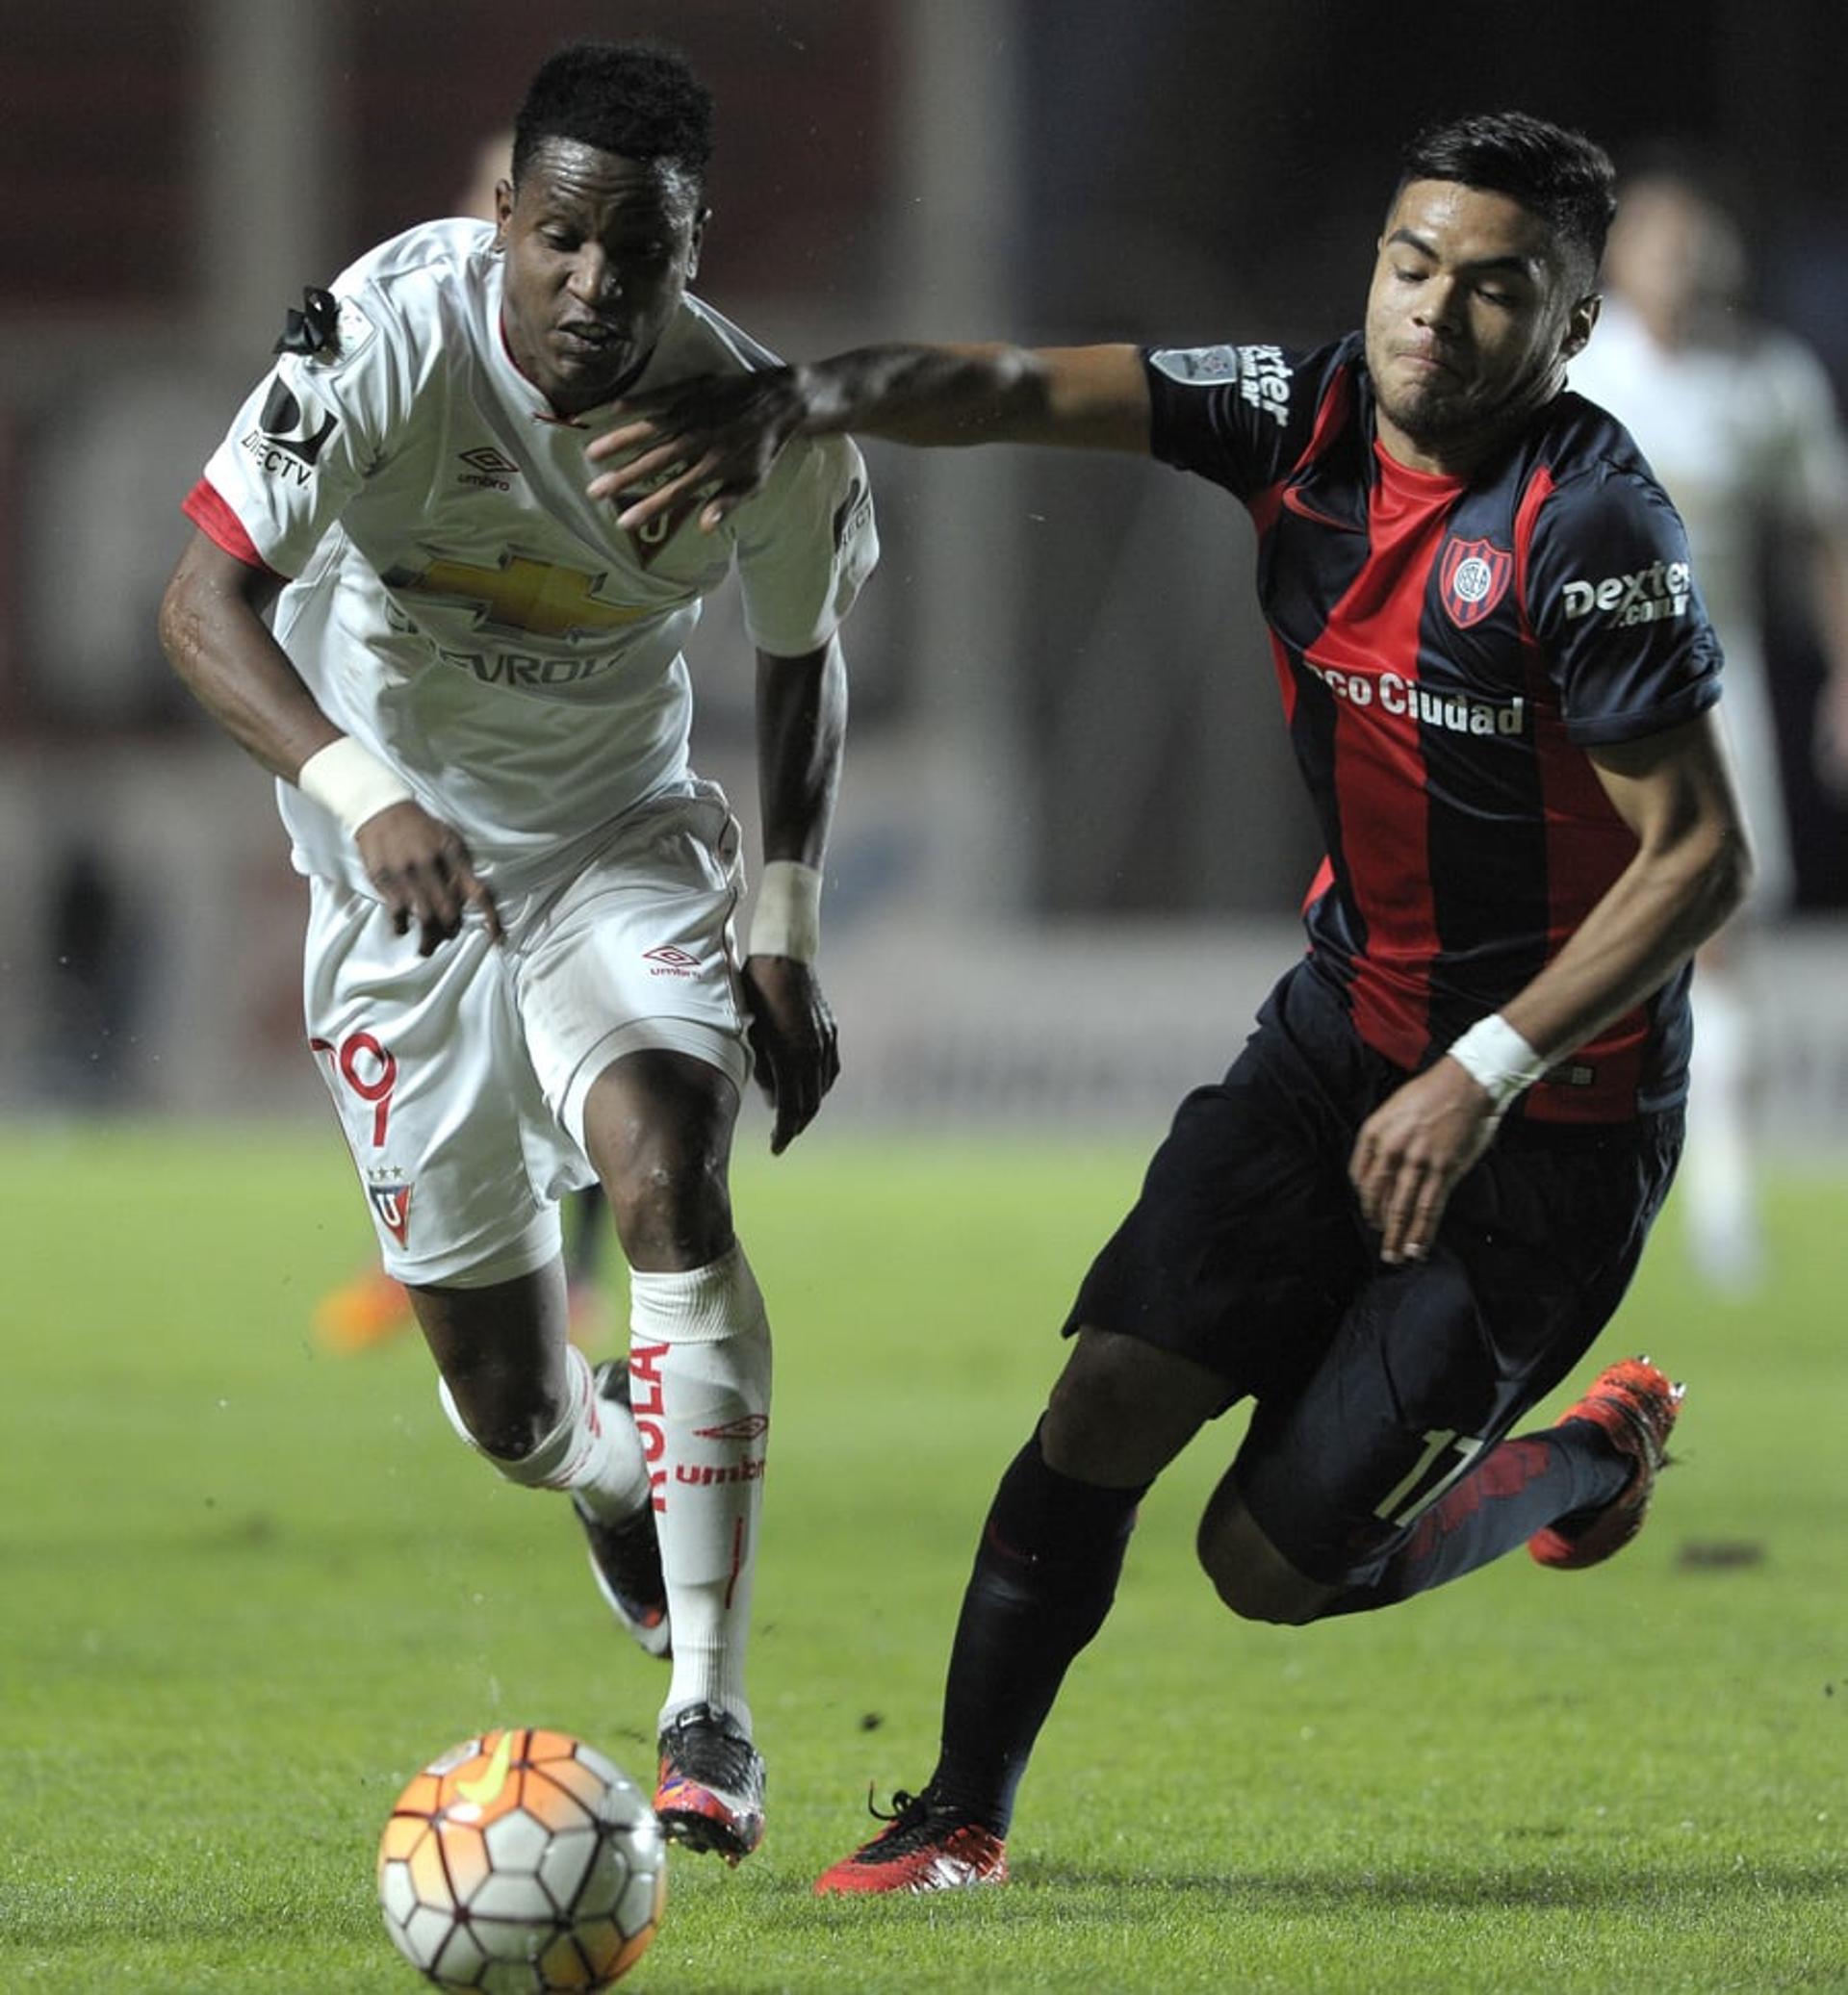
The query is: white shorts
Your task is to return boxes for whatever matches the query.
[304,783,750,1287]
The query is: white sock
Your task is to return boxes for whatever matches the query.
[438,1343,651,1515]
[628,1244,772,1738]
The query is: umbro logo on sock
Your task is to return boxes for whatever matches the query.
[693,1414,770,1442]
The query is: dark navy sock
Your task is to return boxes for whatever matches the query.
[929,1429,1146,1834]
[1326,1421,1630,1614]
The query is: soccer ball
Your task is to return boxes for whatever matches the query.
[377,1727,666,1991]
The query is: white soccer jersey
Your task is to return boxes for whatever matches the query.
[188,218,878,897]
[1570,299,1848,906]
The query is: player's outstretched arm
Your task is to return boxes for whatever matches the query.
[1350,709,1752,1265]
[588,344,1151,535]
[158,531,501,955]
[740,636,847,1154]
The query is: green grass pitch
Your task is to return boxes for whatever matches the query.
[1,1122,1844,1992]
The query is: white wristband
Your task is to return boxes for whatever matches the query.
[1447,1012,1549,1111]
[296,737,415,837]
[748,859,823,963]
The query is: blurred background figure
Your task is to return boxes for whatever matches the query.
[1571,160,1848,1291]
[310,124,608,1355]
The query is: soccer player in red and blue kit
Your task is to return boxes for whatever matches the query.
[589,111,1753,1891]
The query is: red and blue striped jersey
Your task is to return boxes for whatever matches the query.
[1144,333,1723,1123]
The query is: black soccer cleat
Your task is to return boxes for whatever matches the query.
[654,1702,766,1863]
[574,1360,671,1659]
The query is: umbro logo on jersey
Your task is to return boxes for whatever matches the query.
[643,944,701,979]
[457,446,521,491]
[1440,537,1513,629]
[239,380,338,484]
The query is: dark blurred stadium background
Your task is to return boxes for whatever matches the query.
[1,0,1842,1139]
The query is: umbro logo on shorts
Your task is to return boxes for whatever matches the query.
[643,944,701,979]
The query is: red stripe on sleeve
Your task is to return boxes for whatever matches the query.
[181,479,289,579]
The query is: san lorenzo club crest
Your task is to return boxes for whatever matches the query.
[1439,537,1513,629]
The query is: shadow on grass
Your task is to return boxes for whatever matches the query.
[1014,1854,1848,1913]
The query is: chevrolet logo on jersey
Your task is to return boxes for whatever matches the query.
[382,554,659,639]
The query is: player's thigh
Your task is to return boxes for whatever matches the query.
[1060,963,1377,1406]
[1232,1113,1684,1586]
[514,784,752,1157]
[303,877,575,1287]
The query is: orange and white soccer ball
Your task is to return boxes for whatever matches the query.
[377,1728,666,1991]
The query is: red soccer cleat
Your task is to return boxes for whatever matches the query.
[813,1788,1008,1896]
[1529,1355,1685,1571]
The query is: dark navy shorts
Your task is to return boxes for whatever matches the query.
[1064,960,1682,1586]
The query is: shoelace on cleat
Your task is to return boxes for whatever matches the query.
[854,1788,962,1859]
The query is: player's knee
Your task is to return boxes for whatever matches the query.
[1195,1496,1329,1626]
[584,1055,735,1266]
[1041,1328,1220,1485]
[1043,1361,1165,1490]
[437,1363,558,1465]
[603,1145,731,1266]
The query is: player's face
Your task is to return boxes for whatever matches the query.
[498,138,706,418]
[1365,179,1597,472]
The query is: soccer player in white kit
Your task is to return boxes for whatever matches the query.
[158,42,878,1864]
[1569,165,1848,1289]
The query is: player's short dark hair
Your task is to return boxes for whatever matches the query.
[511,41,714,192]
[1397,111,1617,284]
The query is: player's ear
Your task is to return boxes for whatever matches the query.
[493,177,515,250]
[1560,290,1601,360]
[685,208,711,283]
